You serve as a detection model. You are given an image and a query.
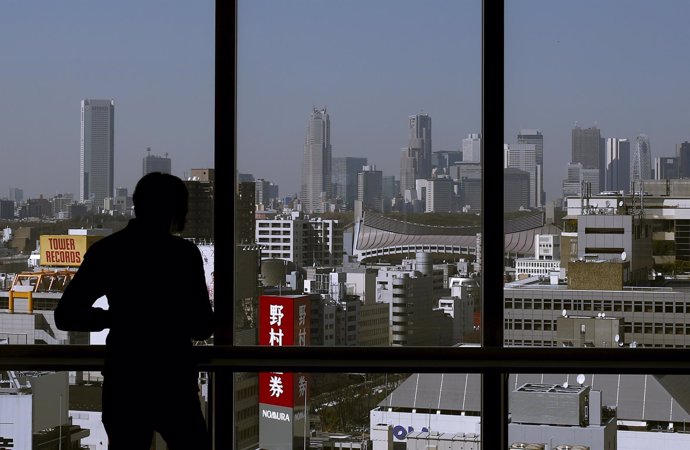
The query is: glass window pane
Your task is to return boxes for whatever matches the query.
[236,0,481,350]
[1,2,214,448]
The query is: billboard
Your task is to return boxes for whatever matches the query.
[258,295,310,347]
[258,295,310,450]
[39,235,102,267]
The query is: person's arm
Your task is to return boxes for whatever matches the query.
[55,249,111,332]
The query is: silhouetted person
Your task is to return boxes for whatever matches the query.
[56,172,213,449]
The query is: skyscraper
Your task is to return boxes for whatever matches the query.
[655,156,679,180]
[142,147,172,176]
[572,125,603,192]
[357,165,383,213]
[462,133,481,163]
[517,129,544,206]
[80,99,114,209]
[631,134,652,184]
[399,113,432,196]
[604,138,630,192]
[332,156,367,210]
[301,108,332,213]
[408,113,432,178]
[504,143,538,208]
[678,141,690,178]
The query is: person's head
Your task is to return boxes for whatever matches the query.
[132,172,188,232]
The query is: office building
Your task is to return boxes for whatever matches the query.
[631,134,652,184]
[504,168,531,212]
[332,156,367,211]
[80,99,115,209]
[462,133,481,163]
[256,213,343,269]
[655,156,679,180]
[604,138,631,193]
[356,165,383,213]
[183,170,214,242]
[678,141,690,178]
[572,125,604,190]
[375,264,452,346]
[562,162,600,200]
[254,179,279,209]
[51,194,74,218]
[382,176,397,207]
[142,147,172,175]
[301,108,332,213]
[8,187,23,204]
[0,200,14,220]
[432,150,462,175]
[372,372,690,449]
[399,147,419,196]
[518,129,544,205]
[423,177,454,213]
[505,143,539,208]
[408,113,432,179]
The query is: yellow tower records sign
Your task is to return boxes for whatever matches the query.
[39,235,103,267]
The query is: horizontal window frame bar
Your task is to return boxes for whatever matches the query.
[3,345,690,374]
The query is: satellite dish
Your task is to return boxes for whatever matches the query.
[562,309,568,317]
[562,382,569,388]
[614,334,620,343]
[621,251,627,261]
[630,341,638,348]
[619,200,624,206]
[576,374,586,385]
[602,313,606,318]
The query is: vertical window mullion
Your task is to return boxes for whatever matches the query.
[481,0,507,448]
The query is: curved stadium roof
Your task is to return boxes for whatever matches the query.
[355,212,562,259]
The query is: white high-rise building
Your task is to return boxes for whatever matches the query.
[632,134,652,184]
[80,99,114,209]
[462,133,481,163]
[301,108,332,213]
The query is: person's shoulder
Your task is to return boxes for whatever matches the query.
[170,235,202,255]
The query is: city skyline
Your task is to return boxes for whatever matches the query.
[237,0,690,201]
[4,1,690,204]
[0,1,213,200]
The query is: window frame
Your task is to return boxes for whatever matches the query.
[4,2,690,450]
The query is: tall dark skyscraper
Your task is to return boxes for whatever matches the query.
[332,156,367,211]
[572,125,603,192]
[80,99,114,209]
[517,129,544,205]
[409,113,432,178]
[400,113,431,195]
[677,141,690,179]
[301,108,332,213]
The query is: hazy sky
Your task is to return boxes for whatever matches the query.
[4,1,690,202]
[239,0,690,201]
[0,0,214,199]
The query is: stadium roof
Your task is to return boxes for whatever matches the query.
[355,212,562,257]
